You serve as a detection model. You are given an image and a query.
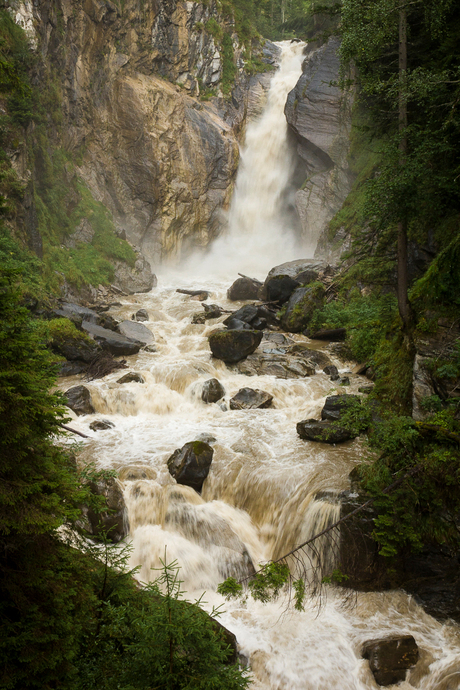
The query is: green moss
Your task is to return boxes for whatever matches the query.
[205,18,224,42]
[221,32,237,96]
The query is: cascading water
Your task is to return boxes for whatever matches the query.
[183,41,306,278]
[60,44,460,690]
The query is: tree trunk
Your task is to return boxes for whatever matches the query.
[397,9,412,330]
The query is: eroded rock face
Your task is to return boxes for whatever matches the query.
[285,38,354,257]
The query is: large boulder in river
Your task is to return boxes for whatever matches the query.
[362,636,419,686]
[230,387,273,410]
[64,385,95,416]
[201,378,225,404]
[82,321,142,356]
[112,254,157,294]
[262,274,300,304]
[117,320,154,345]
[167,441,214,493]
[208,329,263,363]
[296,419,356,444]
[321,394,361,421]
[281,284,325,333]
[227,276,262,301]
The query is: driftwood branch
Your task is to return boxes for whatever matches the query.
[60,424,89,439]
[238,465,421,584]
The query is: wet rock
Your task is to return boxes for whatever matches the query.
[222,317,251,330]
[96,314,119,332]
[195,433,217,444]
[227,276,262,301]
[112,254,156,294]
[167,441,214,493]
[59,360,88,377]
[309,327,346,341]
[89,419,115,431]
[229,387,273,410]
[117,372,145,384]
[203,303,225,319]
[54,301,100,327]
[321,394,361,421]
[208,329,263,363]
[192,312,206,324]
[84,476,128,543]
[339,376,350,386]
[132,308,149,322]
[323,364,340,380]
[362,636,419,686]
[190,291,209,301]
[297,419,356,444]
[261,274,300,304]
[201,378,225,404]
[117,320,154,345]
[224,304,259,326]
[82,321,142,356]
[233,352,315,379]
[287,343,332,369]
[64,385,95,416]
[281,284,326,333]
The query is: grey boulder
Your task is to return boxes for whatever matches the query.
[167,441,214,493]
[117,320,154,345]
[64,385,95,416]
[230,387,273,410]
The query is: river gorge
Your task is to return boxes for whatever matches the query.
[53,42,460,690]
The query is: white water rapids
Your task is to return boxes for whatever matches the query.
[60,43,460,690]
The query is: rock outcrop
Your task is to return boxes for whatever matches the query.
[285,38,354,256]
[208,329,263,363]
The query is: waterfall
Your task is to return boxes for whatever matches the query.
[181,41,307,279]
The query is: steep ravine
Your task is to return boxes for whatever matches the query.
[7,0,281,275]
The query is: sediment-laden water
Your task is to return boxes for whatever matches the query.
[59,42,460,690]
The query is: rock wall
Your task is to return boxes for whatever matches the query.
[7,0,269,270]
[285,38,354,257]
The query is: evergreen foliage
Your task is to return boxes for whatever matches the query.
[0,275,249,690]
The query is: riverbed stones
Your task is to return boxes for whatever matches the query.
[201,378,225,404]
[227,276,262,301]
[117,372,145,384]
[89,419,115,431]
[208,329,263,363]
[167,441,214,493]
[323,364,340,380]
[362,636,419,686]
[64,385,95,415]
[233,352,315,379]
[82,321,142,356]
[281,284,326,333]
[296,419,356,444]
[229,388,273,410]
[132,308,149,322]
[117,320,154,345]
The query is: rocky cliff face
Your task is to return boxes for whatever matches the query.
[285,38,354,258]
[7,0,269,273]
